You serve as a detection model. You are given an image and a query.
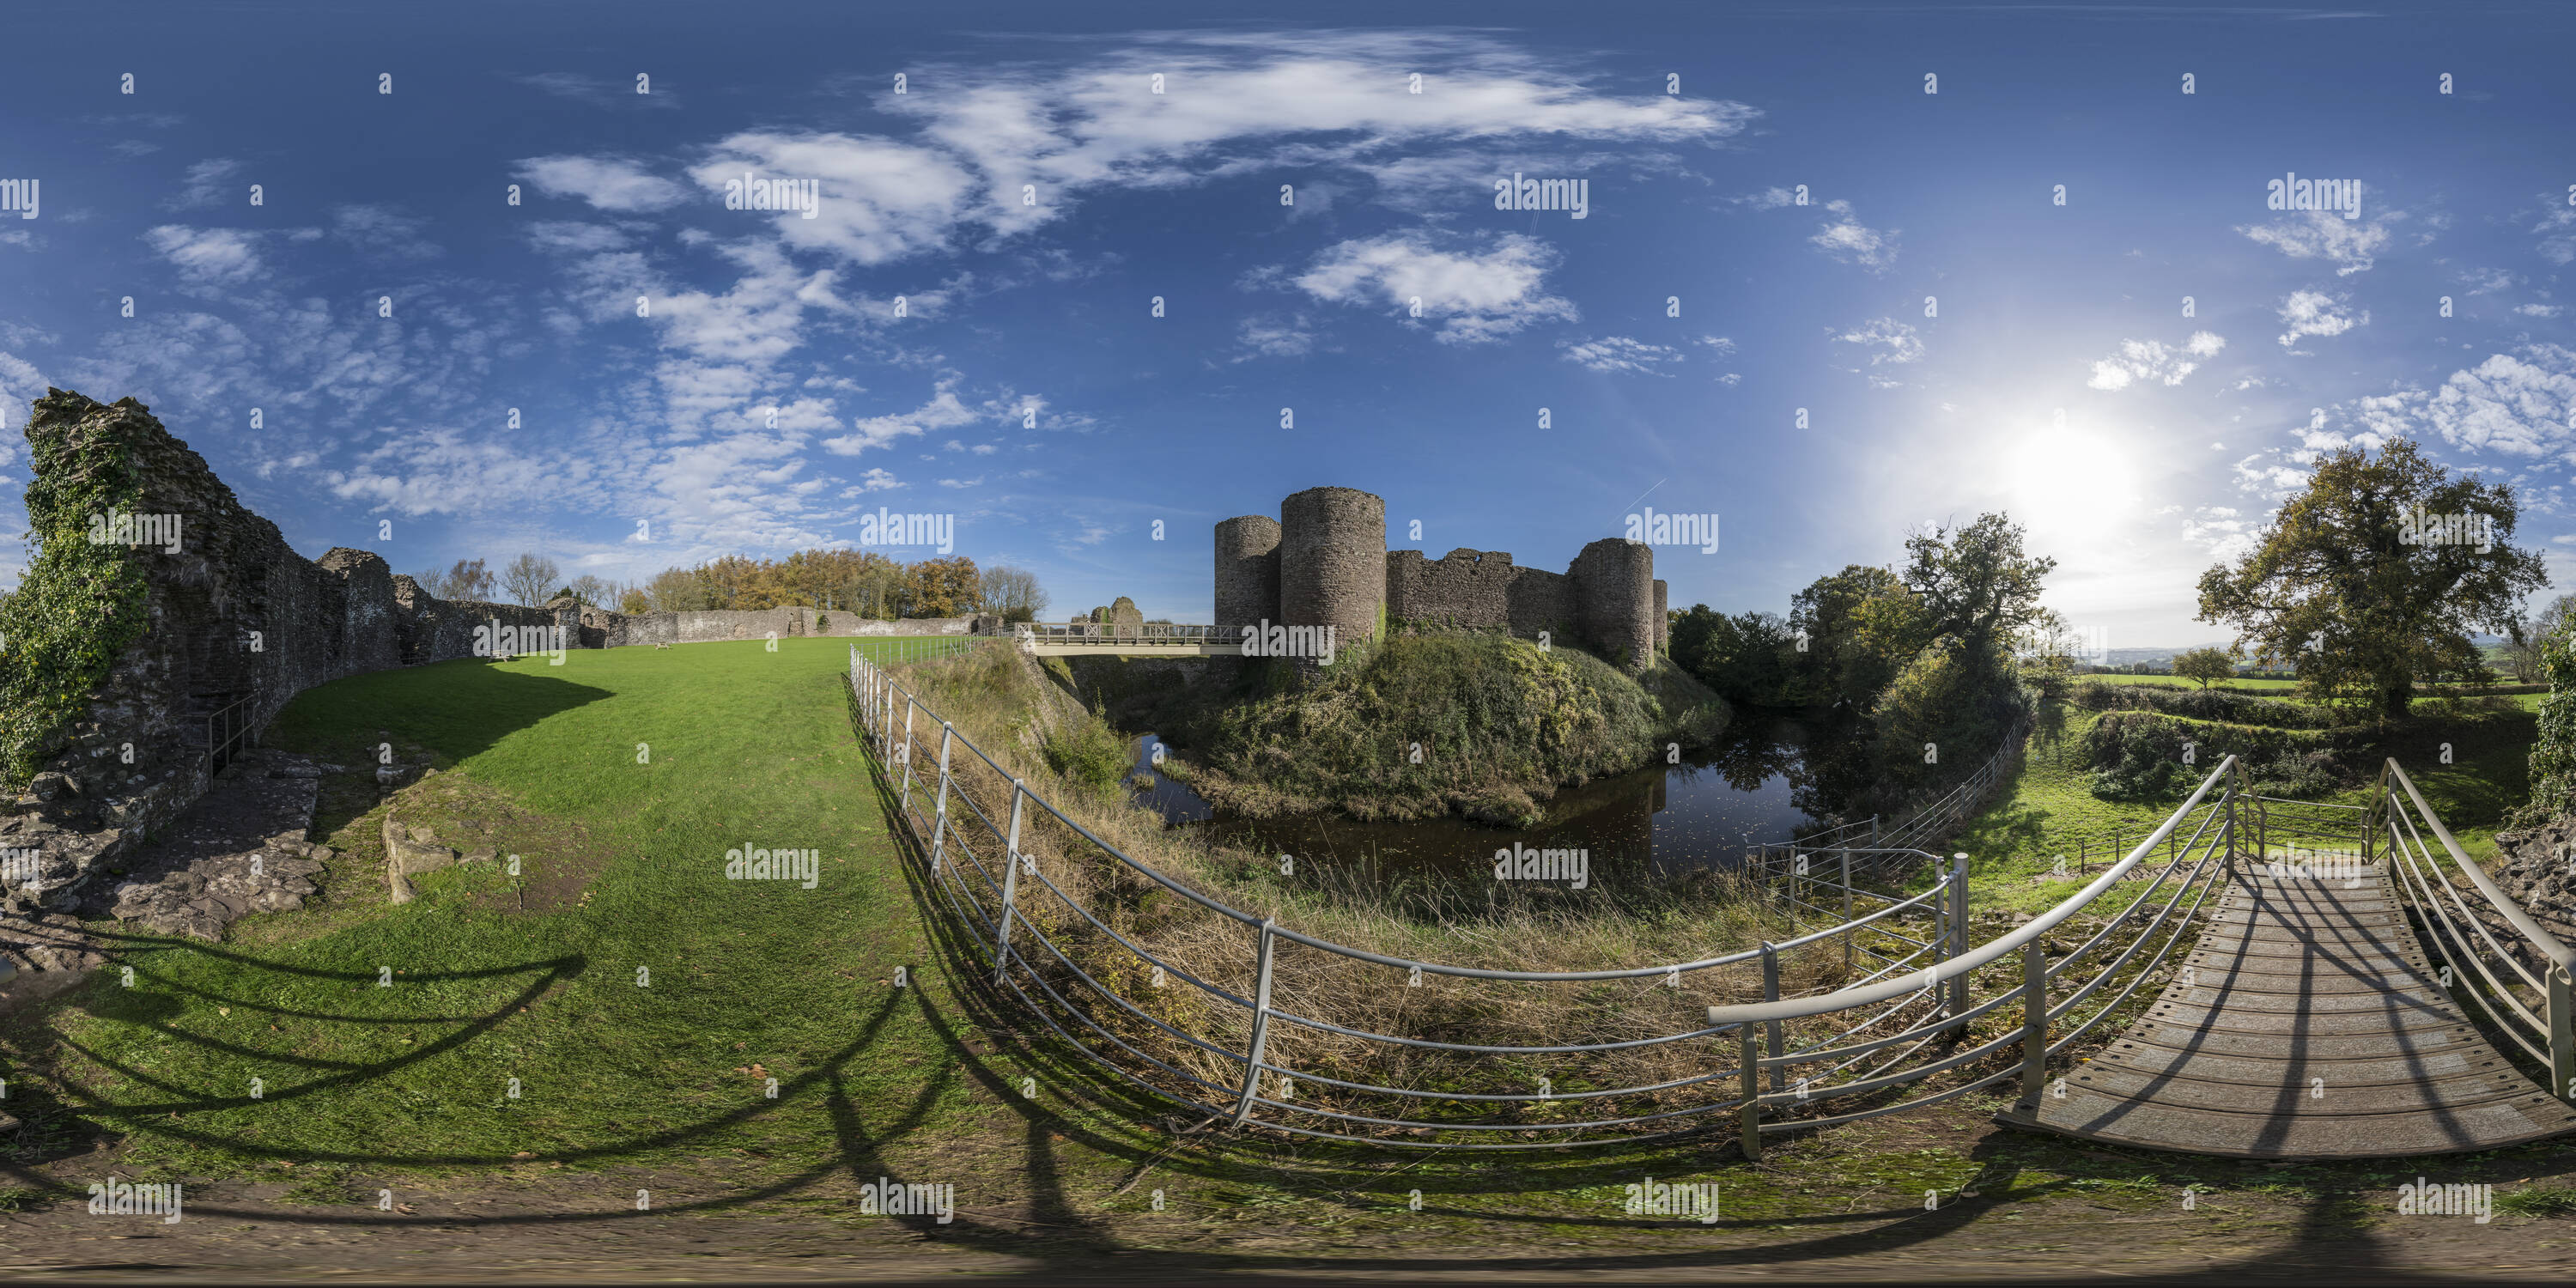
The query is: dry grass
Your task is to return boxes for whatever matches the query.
[870,646,1944,1141]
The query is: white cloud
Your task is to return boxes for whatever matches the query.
[852,467,901,493]
[2459,266,2518,295]
[1810,212,1898,270]
[2088,331,2226,390]
[2341,343,2576,463]
[1233,313,1315,361]
[2516,302,2563,318]
[820,379,985,456]
[331,204,439,259]
[1698,335,1736,355]
[142,225,262,286]
[2276,290,2366,349]
[2532,202,2576,266]
[2238,210,2393,276]
[1558,335,1681,374]
[167,158,240,210]
[1834,317,1923,366]
[514,155,689,212]
[1291,231,1576,344]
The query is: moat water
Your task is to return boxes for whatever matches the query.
[1126,714,1869,890]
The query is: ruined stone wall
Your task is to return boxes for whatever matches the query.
[1571,538,1657,671]
[1280,486,1385,643]
[1214,515,1282,628]
[1654,579,1668,653]
[1221,486,1658,671]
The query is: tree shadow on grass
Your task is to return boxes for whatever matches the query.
[844,673,2508,1281]
[260,659,617,770]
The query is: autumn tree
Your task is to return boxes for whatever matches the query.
[902,556,982,617]
[2195,437,2548,720]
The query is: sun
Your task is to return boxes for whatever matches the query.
[2008,428,2141,542]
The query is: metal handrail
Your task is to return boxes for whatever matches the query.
[2376,757,2574,1098]
[850,645,2257,1150]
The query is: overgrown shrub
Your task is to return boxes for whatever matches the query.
[2081,710,2348,801]
[1869,636,2030,803]
[0,394,154,790]
[1189,632,1728,822]
[2072,682,2335,729]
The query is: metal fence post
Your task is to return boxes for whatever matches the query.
[1840,848,1855,976]
[928,723,956,875]
[992,781,1027,981]
[1760,940,1783,1093]
[1230,919,1279,1127]
[2020,939,2047,1108]
[1737,1023,1762,1161]
[898,699,919,812]
[2552,958,2574,1107]
[1945,853,1971,1032]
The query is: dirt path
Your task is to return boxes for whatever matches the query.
[3,1110,2573,1284]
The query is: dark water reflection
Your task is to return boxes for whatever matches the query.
[1124,714,1873,891]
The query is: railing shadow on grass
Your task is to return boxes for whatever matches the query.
[844,659,2484,1279]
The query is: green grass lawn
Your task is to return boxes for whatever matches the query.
[4,638,1017,1194]
[2081,674,2305,694]
[1949,702,2536,914]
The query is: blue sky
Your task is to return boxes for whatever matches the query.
[3,1,2573,647]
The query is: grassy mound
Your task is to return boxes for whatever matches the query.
[1181,633,1727,824]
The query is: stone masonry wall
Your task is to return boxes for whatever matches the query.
[0,390,987,914]
[1222,487,1656,671]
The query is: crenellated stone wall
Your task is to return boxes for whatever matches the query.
[1218,487,1662,671]
[0,390,987,914]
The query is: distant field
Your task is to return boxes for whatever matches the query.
[2079,674,2302,693]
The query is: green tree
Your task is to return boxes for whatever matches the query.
[1789,564,1923,708]
[1669,606,1799,708]
[1900,513,2057,659]
[2195,438,2549,720]
[2172,647,2239,690]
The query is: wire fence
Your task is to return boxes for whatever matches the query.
[850,646,2290,1151]
[2377,759,2576,1101]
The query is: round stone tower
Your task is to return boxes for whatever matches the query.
[1212,514,1282,629]
[1572,538,1656,672]
[1279,486,1386,645]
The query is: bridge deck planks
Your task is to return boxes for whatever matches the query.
[1996,867,2576,1158]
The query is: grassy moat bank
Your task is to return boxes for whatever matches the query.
[884,643,1822,1113]
[1037,631,1729,827]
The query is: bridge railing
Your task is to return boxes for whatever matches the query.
[1010,622,1233,647]
[1704,755,2248,1156]
[852,645,2255,1151]
[2376,758,2576,1104]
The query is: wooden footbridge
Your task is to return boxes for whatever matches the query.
[1730,757,2576,1161]
[857,641,2571,1160]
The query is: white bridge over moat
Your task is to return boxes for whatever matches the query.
[1011,623,1245,657]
